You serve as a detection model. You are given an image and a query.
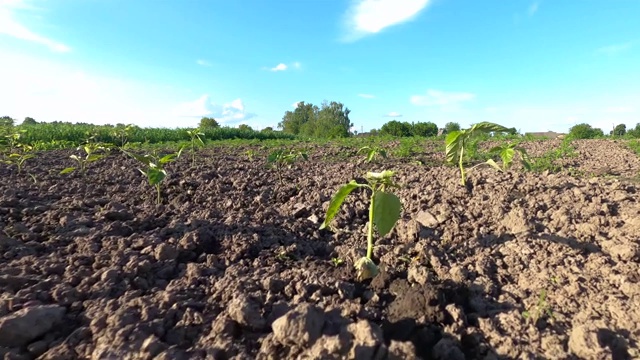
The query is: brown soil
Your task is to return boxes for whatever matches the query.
[1,139,639,359]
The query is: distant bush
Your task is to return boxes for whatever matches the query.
[627,123,640,138]
[412,122,438,137]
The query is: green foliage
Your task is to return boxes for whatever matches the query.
[568,123,604,139]
[2,143,35,174]
[279,101,353,138]
[199,117,220,128]
[628,123,640,138]
[445,122,513,186]
[487,142,532,171]
[412,122,438,137]
[112,124,136,149]
[612,124,627,137]
[0,116,14,127]
[22,117,37,125]
[238,124,253,131]
[522,289,554,325]
[357,146,387,163]
[127,148,183,204]
[529,137,577,173]
[60,143,111,177]
[320,170,402,281]
[267,148,308,186]
[14,121,294,146]
[379,120,413,137]
[444,122,461,134]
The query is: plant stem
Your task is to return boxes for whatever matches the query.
[366,189,375,259]
[156,184,161,204]
[458,143,466,186]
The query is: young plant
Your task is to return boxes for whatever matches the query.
[60,143,111,176]
[486,142,532,171]
[112,124,135,149]
[445,122,512,186]
[3,152,35,174]
[357,146,387,163]
[186,129,205,166]
[320,170,402,281]
[331,257,344,267]
[267,148,308,186]
[522,289,554,326]
[127,148,183,204]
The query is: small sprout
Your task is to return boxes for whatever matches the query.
[60,143,111,177]
[357,146,387,163]
[186,129,205,166]
[522,289,555,326]
[2,144,35,174]
[331,257,344,267]
[112,124,135,149]
[485,142,532,171]
[245,149,256,161]
[126,148,183,204]
[445,122,513,186]
[320,170,402,281]
[267,148,308,186]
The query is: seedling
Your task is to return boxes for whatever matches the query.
[127,148,183,204]
[3,152,35,174]
[331,257,344,267]
[112,124,135,149]
[445,122,512,186]
[522,289,554,326]
[357,146,387,163]
[267,148,308,186]
[486,142,532,171]
[60,143,111,176]
[320,170,402,281]
[186,129,205,166]
[245,149,256,161]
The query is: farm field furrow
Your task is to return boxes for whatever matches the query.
[1,139,639,359]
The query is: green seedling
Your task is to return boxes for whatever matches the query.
[522,289,554,326]
[331,257,344,267]
[267,148,308,186]
[245,149,256,161]
[3,152,35,174]
[112,124,135,149]
[127,148,183,204]
[445,122,512,186]
[485,142,532,171]
[320,170,402,281]
[60,143,111,176]
[186,129,205,166]
[358,146,387,163]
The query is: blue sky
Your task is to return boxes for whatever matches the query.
[1,0,639,133]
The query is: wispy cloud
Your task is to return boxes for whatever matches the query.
[173,95,256,123]
[266,61,302,72]
[0,0,70,52]
[196,59,212,67]
[528,1,540,16]
[410,89,476,107]
[358,93,375,99]
[384,111,402,117]
[292,101,301,108]
[341,0,430,42]
[596,42,633,56]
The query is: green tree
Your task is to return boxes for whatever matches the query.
[612,124,626,137]
[627,123,640,138]
[22,117,37,125]
[569,123,604,139]
[0,116,14,127]
[279,100,352,138]
[261,127,274,132]
[238,124,253,131]
[199,117,219,128]
[380,120,412,137]
[279,102,318,135]
[412,122,438,137]
[444,122,461,134]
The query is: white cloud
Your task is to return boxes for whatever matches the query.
[172,95,255,124]
[196,59,212,67]
[528,1,540,16]
[341,0,430,42]
[596,42,633,55]
[384,111,402,117]
[410,89,476,107]
[358,93,376,99]
[270,63,288,72]
[0,0,70,52]
[292,101,301,108]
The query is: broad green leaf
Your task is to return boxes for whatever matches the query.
[500,147,515,169]
[468,121,511,134]
[86,154,103,162]
[485,159,503,172]
[69,154,81,161]
[60,167,76,174]
[372,191,401,237]
[147,168,166,186]
[267,151,281,163]
[300,152,308,161]
[366,170,395,180]
[366,151,375,163]
[129,153,151,166]
[379,150,387,158]
[159,153,177,165]
[8,153,21,159]
[319,181,367,230]
[445,131,463,163]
